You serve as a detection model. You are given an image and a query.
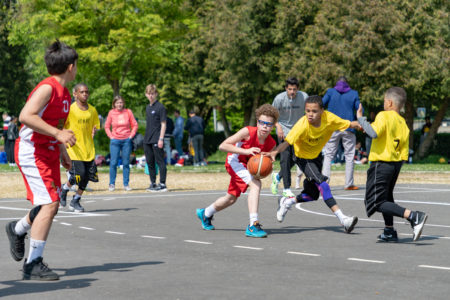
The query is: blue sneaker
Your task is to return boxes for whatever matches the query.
[196,208,215,230]
[246,221,267,238]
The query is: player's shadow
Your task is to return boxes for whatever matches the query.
[87,207,137,213]
[0,261,163,297]
[265,225,361,235]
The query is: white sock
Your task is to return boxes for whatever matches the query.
[334,209,346,225]
[204,204,217,218]
[27,239,46,263]
[14,216,31,236]
[249,213,258,226]
[63,183,70,191]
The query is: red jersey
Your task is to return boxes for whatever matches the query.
[18,77,71,146]
[225,126,276,168]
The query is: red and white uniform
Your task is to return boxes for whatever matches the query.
[15,77,71,205]
[225,126,276,197]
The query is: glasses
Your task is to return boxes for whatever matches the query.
[257,120,274,127]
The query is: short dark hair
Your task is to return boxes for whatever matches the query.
[189,109,196,115]
[285,77,299,88]
[44,40,78,75]
[305,95,324,108]
[73,83,88,93]
[174,109,180,114]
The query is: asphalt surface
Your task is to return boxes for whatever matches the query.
[1,183,449,299]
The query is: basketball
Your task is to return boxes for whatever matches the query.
[247,154,273,179]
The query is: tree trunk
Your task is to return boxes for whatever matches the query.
[110,79,120,97]
[218,106,232,138]
[413,97,449,161]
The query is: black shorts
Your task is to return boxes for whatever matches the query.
[68,160,98,190]
[365,161,403,217]
[295,153,328,184]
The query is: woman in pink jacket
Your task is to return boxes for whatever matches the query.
[105,96,138,191]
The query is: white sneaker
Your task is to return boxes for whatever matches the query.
[282,189,295,198]
[343,216,358,233]
[108,184,115,192]
[124,186,132,191]
[277,197,294,223]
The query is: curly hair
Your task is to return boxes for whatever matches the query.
[255,104,279,123]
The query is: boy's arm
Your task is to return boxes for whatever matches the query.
[19,84,76,147]
[58,144,72,170]
[268,141,290,162]
[219,127,260,156]
[356,104,377,138]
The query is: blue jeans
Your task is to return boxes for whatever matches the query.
[174,135,183,156]
[109,138,132,186]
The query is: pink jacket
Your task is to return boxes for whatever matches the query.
[105,108,138,140]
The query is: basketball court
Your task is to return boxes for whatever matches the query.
[1,183,449,299]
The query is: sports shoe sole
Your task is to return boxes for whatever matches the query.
[344,217,358,233]
[412,214,428,241]
[69,206,84,213]
[196,209,214,230]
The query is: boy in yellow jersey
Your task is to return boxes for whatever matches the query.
[357,87,427,242]
[269,95,360,233]
[60,83,100,212]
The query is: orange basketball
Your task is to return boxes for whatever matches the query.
[247,154,273,179]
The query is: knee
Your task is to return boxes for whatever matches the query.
[41,202,59,218]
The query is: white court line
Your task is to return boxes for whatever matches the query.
[399,233,450,240]
[184,240,212,245]
[287,251,321,257]
[333,196,450,207]
[79,226,95,231]
[348,258,385,264]
[141,235,166,239]
[60,222,72,226]
[296,204,450,229]
[105,231,125,235]
[233,245,263,251]
[397,186,450,192]
[418,265,450,271]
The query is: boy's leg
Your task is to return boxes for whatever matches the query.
[143,143,157,185]
[152,143,167,189]
[342,131,357,189]
[69,161,88,213]
[279,146,294,196]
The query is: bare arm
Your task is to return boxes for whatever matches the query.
[268,141,290,161]
[275,122,284,140]
[19,84,76,147]
[218,127,261,156]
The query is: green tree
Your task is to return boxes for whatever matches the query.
[7,0,195,117]
[0,0,29,116]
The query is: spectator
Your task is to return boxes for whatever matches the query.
[164,116,174,165]
[173,109,185,157]
[420,115,432,144]
[271,77,307,198]
[185,109,206,166]
[144,84,168,192]
[354,141,368,165]
[322,76,361,190]
[6,116,19,166]
[105,95,138,191]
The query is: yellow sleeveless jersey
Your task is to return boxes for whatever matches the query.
[286,111,350,159]
[369,110,409,162]
[64,103,100,161]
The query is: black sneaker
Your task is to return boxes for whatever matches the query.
[158,183,168,192]
[146,183,162,192]
[23,257,59,281]
[69,197,84,213]
[409,211,428,241]
[60,188,68,207]
[377,228,398,242]
[5,221,26,261]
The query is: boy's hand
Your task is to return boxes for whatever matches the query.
[350,121,362,131]
[357,103,363,118]
[268,150,277,162]
[247,147,261,156]
[56,129,76,147]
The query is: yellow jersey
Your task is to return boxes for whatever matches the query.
[369,110,409,162]
[285,111,350,159]
[64,103,100,161]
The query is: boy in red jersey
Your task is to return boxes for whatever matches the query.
[5,41,77,280]
[196,104,279,238]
